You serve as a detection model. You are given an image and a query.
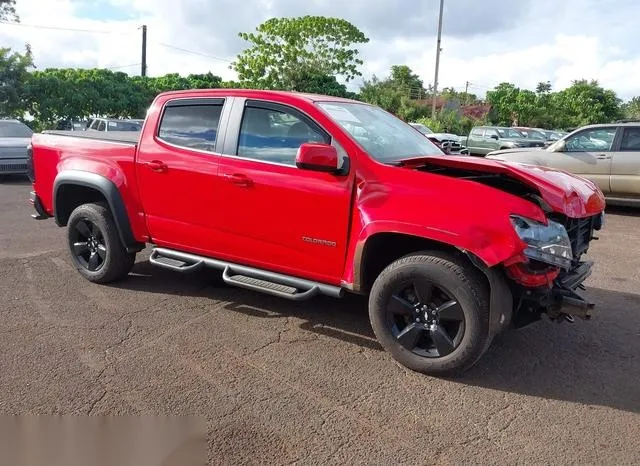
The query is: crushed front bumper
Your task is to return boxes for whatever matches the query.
[550,261,595,321]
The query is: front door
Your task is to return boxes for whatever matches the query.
[136,97,227,254]
[611,126,640,197]
[215,99,353,284]
[543,126,617,194]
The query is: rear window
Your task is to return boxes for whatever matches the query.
[0,121,33,138]
[158,102,223,152]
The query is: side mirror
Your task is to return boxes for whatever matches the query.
[296,143,340,173]
[490,134,499,140]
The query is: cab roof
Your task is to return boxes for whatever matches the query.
[157,88,361,104]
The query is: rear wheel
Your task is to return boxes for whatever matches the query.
[368,251,491,376]
[67,202,135,283]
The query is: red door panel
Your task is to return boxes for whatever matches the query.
[216,156,352,283]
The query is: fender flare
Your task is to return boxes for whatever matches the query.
[53,171,143,253]
[464,251,514,337]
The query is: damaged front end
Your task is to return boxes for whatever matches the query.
[505,211,604,327]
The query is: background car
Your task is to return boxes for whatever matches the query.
[86,117,143,132]
[486,123,640,206]
[513,126,567,147]
[409,122,469,155]
[463,125,547,156]
[0,119,34,175]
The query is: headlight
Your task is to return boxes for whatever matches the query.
[510,216,573,269]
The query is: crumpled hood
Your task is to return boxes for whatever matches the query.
[405,155,606,218]
[430,133,461,142]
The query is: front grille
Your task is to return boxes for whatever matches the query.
[0,162,27,173]
[550,213,600,263]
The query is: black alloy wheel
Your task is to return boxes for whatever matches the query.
[368,252,491,376]
[70,218,107,272]
[66,202,136,283]
[386,281,465,358]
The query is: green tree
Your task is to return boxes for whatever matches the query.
[232,16,369,89]
[622,96,640,120]
[555,79,622,127]
[0,45,34,118]
[1,0,18,21]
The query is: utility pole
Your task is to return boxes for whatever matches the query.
[464,80,470,105]
[432,0,445,118]
[141,25,147,77]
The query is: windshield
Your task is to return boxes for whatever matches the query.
[107,120,142,131]
[317,102,443,162]
[0,121,33,138]
[497,128,525,139]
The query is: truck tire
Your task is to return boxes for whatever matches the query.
[67,202,136,283]
[368,251,491,377]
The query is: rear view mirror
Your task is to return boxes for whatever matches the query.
[296,143,339,173]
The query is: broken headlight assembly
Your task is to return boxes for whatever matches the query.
[510,215,573,269]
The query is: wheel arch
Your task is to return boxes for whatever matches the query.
[53,171,144,253]
[354,231,513,338]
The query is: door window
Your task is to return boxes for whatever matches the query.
[97,120,106,131]
[470,128,484,137]
[237,105,328,166]
[565,128,616,152]
[484,128,499,139]
[158,102,223,152]
[619,127,640,151]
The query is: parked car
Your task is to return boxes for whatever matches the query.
[513,127,567,147]
[409,123,469,154]
[0,119,34,175]
[86,117,143,132]
[486,123,640,205]
[56,119,87,131]
[464,126,547,156]
[28,89,605,376]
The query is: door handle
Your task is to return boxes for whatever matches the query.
[222,173,253,187]
[145,160,168,172]
[596,154,611,160]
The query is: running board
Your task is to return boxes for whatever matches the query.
[149,247,343,301]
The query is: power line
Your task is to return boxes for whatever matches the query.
[106,63,141,70]
[0,20,135,35]
[156,43,232,63]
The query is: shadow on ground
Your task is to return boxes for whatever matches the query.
[0,175,30,185]
[116,259,639,414]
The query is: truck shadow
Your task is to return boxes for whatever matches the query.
[121,260,639,414]
[0,175,30,185]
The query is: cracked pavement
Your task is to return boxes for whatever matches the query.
[1,177,639,464]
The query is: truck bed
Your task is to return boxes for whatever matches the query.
[42,130,140,145]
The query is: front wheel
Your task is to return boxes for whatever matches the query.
[67,202,136,283]
[368,252,491,376]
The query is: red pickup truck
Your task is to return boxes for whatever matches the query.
[27,89,606,376]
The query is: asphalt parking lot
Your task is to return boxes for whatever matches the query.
[0,175,638,465]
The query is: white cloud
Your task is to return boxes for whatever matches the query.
[1,0,639,100]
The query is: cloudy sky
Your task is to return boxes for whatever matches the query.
[1,0,639,100]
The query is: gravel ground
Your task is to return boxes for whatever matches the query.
[1,176,638,465]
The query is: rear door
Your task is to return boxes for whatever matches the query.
[214,98,353,283]
[541,126,616,194]
[467,127,485,154]
[611,126,640,197]
[483,128,500,153]
[136,97,229,254]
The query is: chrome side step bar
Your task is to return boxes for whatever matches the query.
[149,247,344,301]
